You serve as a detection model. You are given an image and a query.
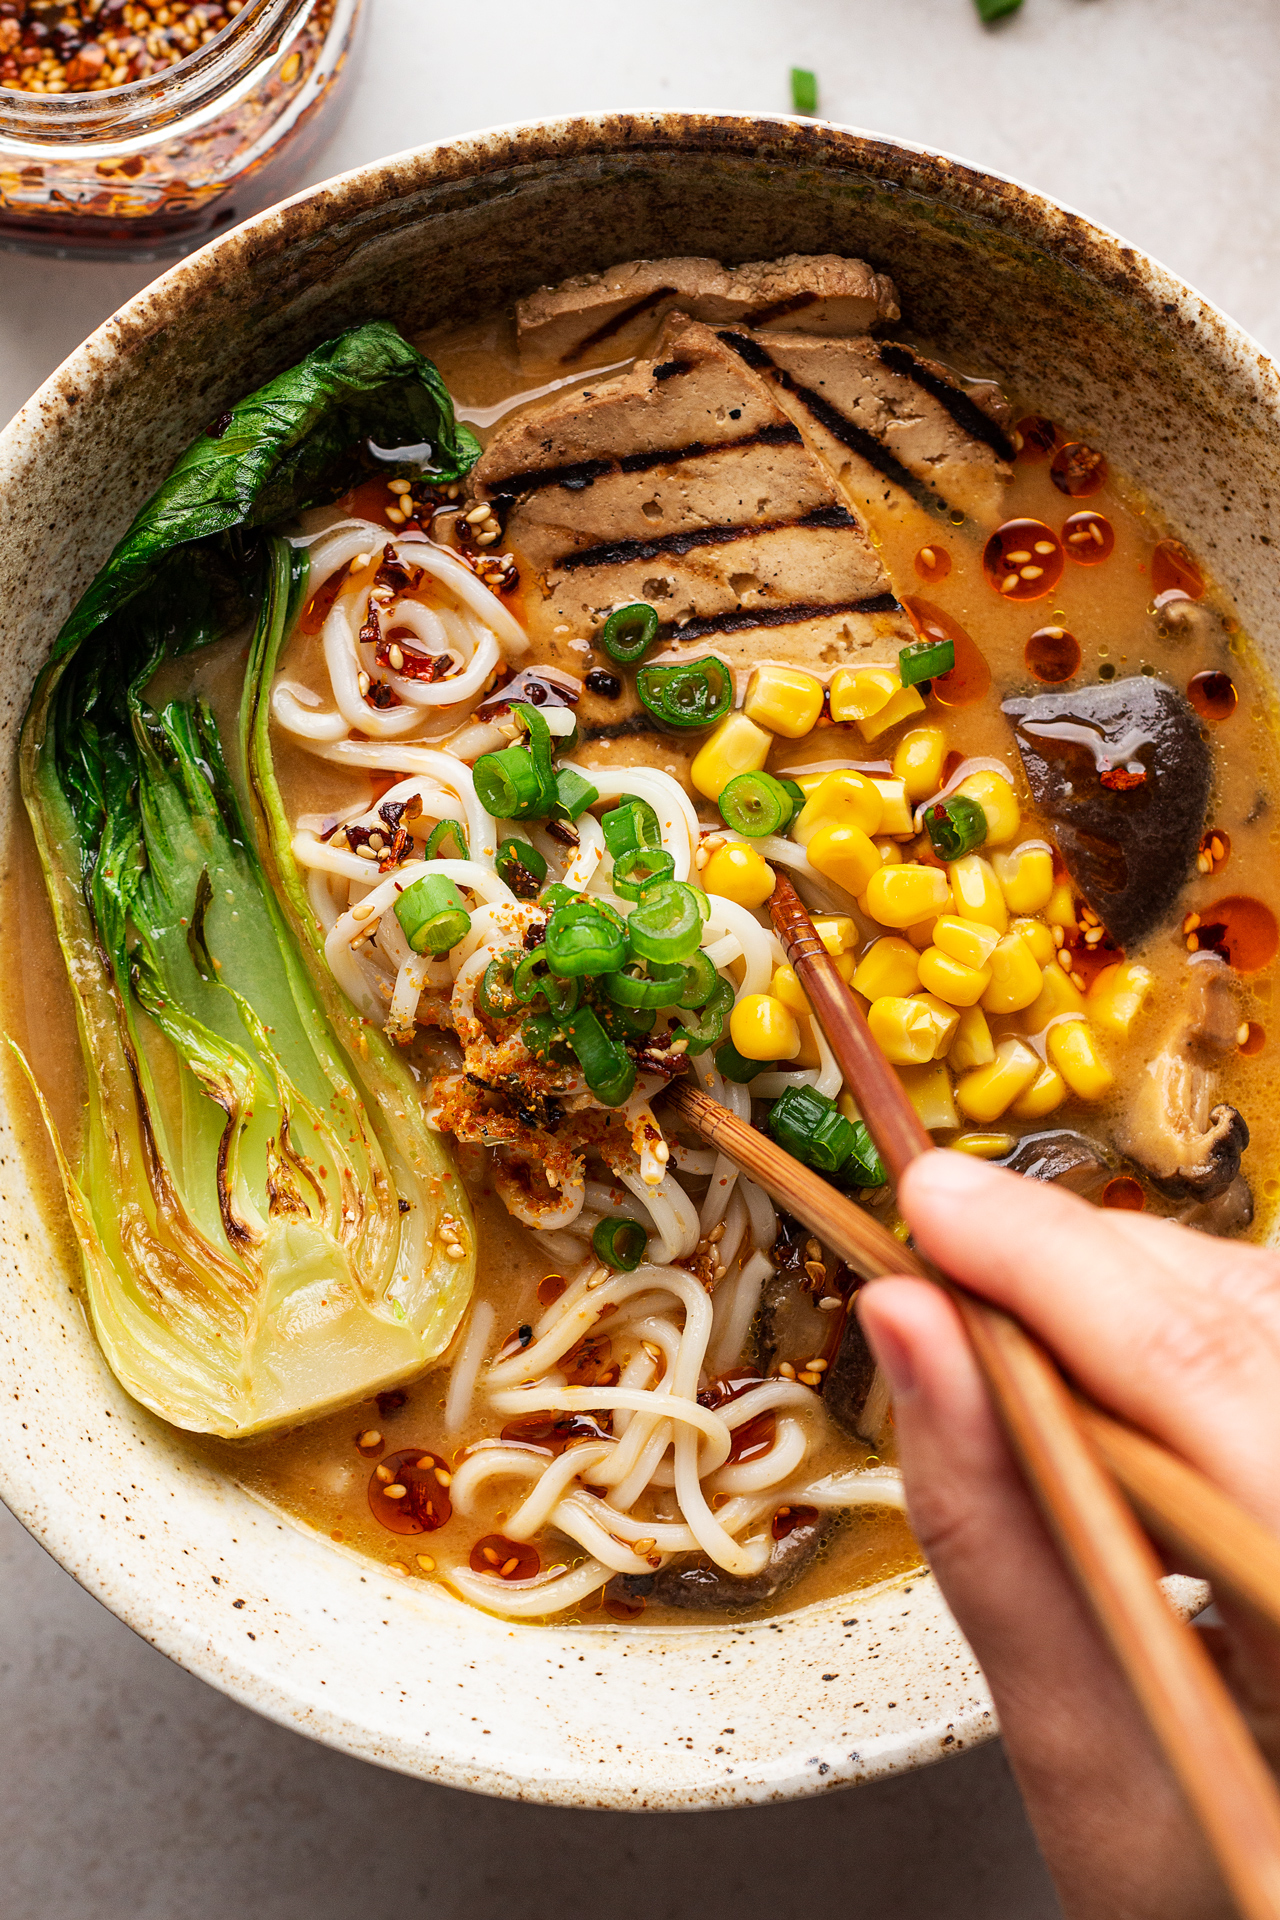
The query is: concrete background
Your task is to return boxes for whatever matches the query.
[3,1,1279,1913]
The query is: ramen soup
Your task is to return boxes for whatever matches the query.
[9,255,1280,1628]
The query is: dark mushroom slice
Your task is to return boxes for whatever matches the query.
[607,1509,834,1614]
[1175,1174,1255,1236]
[823,1307,890,1443]
[1118,956,1248,1202]
[1002,677,1210,948]
[1000,1128,1118,1200]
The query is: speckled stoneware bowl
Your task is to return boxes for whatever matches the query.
[0,113,1261,1809]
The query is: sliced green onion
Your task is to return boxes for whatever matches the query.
[597,1000,656,1042]
[899,637,955,687]
[975,0,1021,22]
[767,1085,858,1176]
[592,1216,648,1270]
[790,65,817,114]
[600,602,659,664]
[719,771,795,837]
[672,950,718,1009]
[544,901,627,978]
[521,1010,573,1065]
[602,959,686,1009]
[538,883,578,912]
[601,798,661,859]
[552,766,599,822]
[635,655,733,729]
[394,873,471,955]
[565,1005,636,1106]
[924,794,987,862]
[476,950,522,1019]
[612,845,676,901]
[672,975,734,1055]
[512,949,580,1015]
[714,1038,768,1083]
[495,837,547,899]
[425,819,469,860]
[780,778,807,818]
[473,745,551,820]
[626,879,704,964]
[839,1121,887,1190]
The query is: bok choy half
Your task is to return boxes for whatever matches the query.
[17,323,480,1438]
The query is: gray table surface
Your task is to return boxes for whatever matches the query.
[3,2,1277,1913]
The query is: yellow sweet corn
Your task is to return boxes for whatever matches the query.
[980,932,1043,1015]
[954,769,1021,845]
[863,862,951,929]
[793,770,883,845]
[1011,916,1055,966]
[949,1003,996,1071]
[793,1014,822,1069]
[1023,962,1087,1031]
[852,935,921,1000]
[792,773,828,801]
[1045,878,1078,931]
[914,991,961,1058]
[872,837,905,868]
[917,945,992,1008]
[893,724,948,802]
[1011,1061,1068,1120]
[956,1037,1041,1123]
[906,912,947,951]
[771,964,812,1017]
[838,1089,863,1126]
[806,822,882,896]
[992,842,1054,914]
[896,1059,959,1132]
[1047,1018,1114,1100]
[743,664,824,738]
[703,841,776,908]
[729,992,801,1062]
[868,776,914,836]
[813,915,857,954]
[858,682,927,742]
[690,713,772,802]
[829,664,900,725]
[1088,961,1156,1039]
[948,854,1008,933]
[832,950,857,983]
[932,914,1000,969]
[867,994,940,1066]
[953,1131,1015,1158]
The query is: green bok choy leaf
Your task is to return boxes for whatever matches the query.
[17,324,479,1438]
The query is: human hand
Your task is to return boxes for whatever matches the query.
[857,1150,1280,1920]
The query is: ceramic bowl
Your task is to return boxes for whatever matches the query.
[0,112,1261,1810]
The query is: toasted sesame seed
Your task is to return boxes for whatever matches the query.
[500,1557,520,1577]
[1052,925,1065,947]
[482,1546,501,1565]
[351,901,376,922]
[388,644,405,671]
[1006,549,1032,564]
[375,1462,394,1481]
[818,1296,841,1310]
[1238,1023,1251,1046]
[798,1372,821,1387]
[1000,575,1019,595]
[434,1467,452,1486]
[464,504,492,525]
[385,507,406,525]
[358,1428,382,1450]
[920,547,936,566]
[353,552,371,569]
[383,1483,407,1499]
[357,670,371,696]
[778,1362,797,1379]
[388,478,411,494]
[388,1561,409,1575]
[1019,564,1045,580]
[415,1554,436,1572]
[1033,540,1057,555]
[475,529,500,546]
[1057,950,1074,970]
[807,1357,828,1371]
[631,1537,657,1555]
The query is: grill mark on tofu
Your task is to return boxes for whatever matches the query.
[486,420,804,503]
[656,594,902,646]
[718,330,948,518]
[565,285,679,362]
[560,501,857,572]
[748,289,820,327]
[878,342,1016,461]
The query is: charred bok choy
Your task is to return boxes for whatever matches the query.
[18,322,480,1439]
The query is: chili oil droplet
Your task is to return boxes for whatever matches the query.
[913,543,952,583]
[982,520,1064,601]
[1050,442,1108,497]
[1062,510,1115,564]
[1188,669,1237,721]
[1025,627,1081,684]
[1152,539,1205,600]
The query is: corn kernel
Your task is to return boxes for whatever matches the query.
[992,842,1054,913]
[703,841,776,908]
[793,1013,822,1068]
[813,915,857,954]
[914,991,961,1057]
[956,1037,1041,1122]
[1047,1018,1113,1100]
[743,664,824,738]
[858,682,927,742]
[1012,916,1055,966]
[832,950,857,983]
[837,1089,862,1125]
[807,822,882,896]
[893,724,948,802]
[869,776,914,836]
[863,862,951,929]
[896,1059,958,1132]
[793,770,883,845]
[690,712,772,802]
[729,992,800,1062]
[1088,961,1156,1039]
[918,945,992,1007]
[949,1004,996,1071]
[1045,878,1078,931]
[905,912,947,951]
[872,837,904,869]
[980,932,1043,1014]
[771,964,812,1017]
[955,769,1021,846]
[829,665,899,724]
[948,854,1008,933]
[867,995,940,1066]
[1011,1061,1068,1120]
[1023,962,1087,1032]
[933,914,1000,969]
[852,936,921,1000]
[953,1131,1015,1159]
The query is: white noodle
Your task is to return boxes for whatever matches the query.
[443,1299,497,1435]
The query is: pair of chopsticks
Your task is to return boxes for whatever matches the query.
[665,870,1280,1920]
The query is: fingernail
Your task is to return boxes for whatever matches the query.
[859,1307,917,1398]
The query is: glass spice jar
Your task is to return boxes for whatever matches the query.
[0,0,363,259]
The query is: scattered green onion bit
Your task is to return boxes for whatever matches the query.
[538,883,578,912]
[593,1215,648,1271]
[425,819,468,861]
[841,1121,888,1190]
[393,873,471,955]
[476,950,522,1019]
[767,1085,860,1177]
[779,778,807,818]
[602,959,686,1010]
[790,66,818,115]
[601,798,662,859]
[635,655,733,729]
[924,794,988,862]
[714,1038,769,1083]
[512,949,580,1015]
[611,845,676,901]
[495,837,547,898]
[544,900,627,977]
[899,636,955,687]
[565,1004,636,1106]
[671,949,719,1010]
[718,770,795,838]
[597,999,656,1042]
[552,766,599,822]
[672,975,734,1055]
[473,744,551,820]
[625,879,704,964]
[600,602,659,664]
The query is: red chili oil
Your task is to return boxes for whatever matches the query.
[772,1503,819,1541]
[913,543,952,584]
[1025,626,1081,684]
[1191,897,1279,973]
[1014,414,1058,459]
[1151,539,1205,600]
[1050,442,1108,497]
[1240,1022,1266,1056]
[470,1535,540,1579]
[367,1449,453,1535]
[1187,670,1238,721]
[1199,827,1231,875]
[499,1412,612,1454]
[981,520,1064,601]
[903,598,992,706]
[1101,1177,1145,1212]
[1061,510,1115,565]
[536,1272,567,1306]
[725,1411,778,1466]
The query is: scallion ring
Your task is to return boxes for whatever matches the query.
[601,798,661,859]
[602,959,686,1009]
[544,901,627,978]
[494,837,547,899]
[924,794,988,862]
[718,770,795,837]
[393,873,471,956]
[475,950,522,1020]
[671,975,734,1054]
[511,949,580,1015]
[626,878,704,963]
[899,636,955,688]
[592,1216,648,1270]
[425,819,469,861]
[611,845,676,901]
[635,654,733,729]
[565,1005,636,1106]
[600,602,659,664]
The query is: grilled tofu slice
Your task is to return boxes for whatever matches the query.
[719,330,1015,526]
[472,313,914,693]
[517,253,900,368]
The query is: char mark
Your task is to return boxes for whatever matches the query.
[717,330,955,521]
[563,286,678,363]
[579,713,664,742]
[559,502,857,573]
[877,343,1015,462]
[656,593,901,646]
[747,290,820,327]
[486,421,802,504]
[653,358,692,382]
